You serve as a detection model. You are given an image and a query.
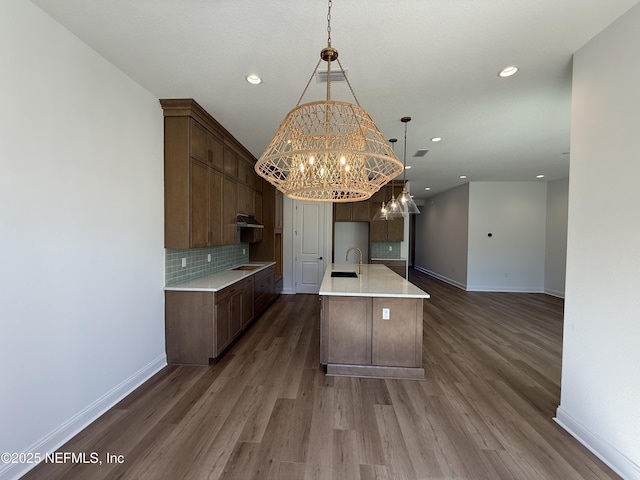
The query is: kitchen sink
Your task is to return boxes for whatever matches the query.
[331,271,358,278]
[232,265,261,271]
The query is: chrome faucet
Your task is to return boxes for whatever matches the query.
[345,247,363,274]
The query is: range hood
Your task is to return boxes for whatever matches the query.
[236,213,264,228]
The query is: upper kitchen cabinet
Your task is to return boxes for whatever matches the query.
[161,99,260,249]
[334,200,370,222]
[369,183,404,242]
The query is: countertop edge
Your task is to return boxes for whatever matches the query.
[319,263,430,299]
[164,261,275,292]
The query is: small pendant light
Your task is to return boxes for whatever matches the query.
[397,116,421,215]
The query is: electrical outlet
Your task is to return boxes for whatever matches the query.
[181,258,186,268]
[382,308,390,320]
[207,254,211,262]
[243,248,246,255]
[388,245,392,251]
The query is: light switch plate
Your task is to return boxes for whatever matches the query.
[382,308,390,320]
[181,258,186,268]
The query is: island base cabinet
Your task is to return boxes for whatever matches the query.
[321,296,372,365]
[320,295,424,379]
[372,298,422,368]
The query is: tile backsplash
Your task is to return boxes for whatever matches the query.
[165,243,249,285]
[370,241,402,259]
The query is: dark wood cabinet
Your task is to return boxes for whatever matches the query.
[274,191,283,230]
[207,133,224,171]
[223,145,237,178]
[161,99,261,248]
[321,296,372,365]
[237,183,254,215]
[223,176,237,245]
[165,275,258,365]
[254,265,276,316]
[334,201,370,222]
[250,184,283,290]
[369,184,404,241]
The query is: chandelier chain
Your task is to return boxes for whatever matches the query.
[327,0,332,47]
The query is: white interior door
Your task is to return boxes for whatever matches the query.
[294,202,327,293]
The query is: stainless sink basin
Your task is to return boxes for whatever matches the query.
[331,271,358,278]
[232,265,261,271]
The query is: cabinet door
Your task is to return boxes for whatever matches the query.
[274,192,283,229]
[323,296,372,365]
[208,133,224,171]
[229,290,243,339]
[208,168,224,246]
[224,146,238,178]
[387,217,404,241]
[190,159,209,248]
[242,280,254,328]
[223,176,238,244]
[190,119,208,164]
[372,298,422,367]
[237,183,253,215]
[352,201,370,222]
[369,218,387,242]
[215,295,231,355]
[334,203,352,222]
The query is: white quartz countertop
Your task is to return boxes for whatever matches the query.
[370,258,407,261]
[319,264,430,298]
[164,262,275,292]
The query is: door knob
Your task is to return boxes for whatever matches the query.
[317,256,323,260]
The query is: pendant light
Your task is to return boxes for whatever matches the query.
[397,116,421,215]
[254,0,404,202]
[384,138,403,219]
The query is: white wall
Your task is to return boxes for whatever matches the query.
[334,222,369,264]
[555,4,640,478]
[544,178,569,297]
[467,182,547,292]
[414,184,469,288]
[0,2,165,478]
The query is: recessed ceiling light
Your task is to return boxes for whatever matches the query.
[431,137,442,142]
[459,175,467,179]
[536,174,545,179]
[498,66,519,78]
[425,187,431,191]
[405,165,412,169]
[246,74,262,85]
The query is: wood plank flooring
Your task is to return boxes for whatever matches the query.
[22,270,619,480]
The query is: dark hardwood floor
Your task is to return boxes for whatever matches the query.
[22,269,619,479]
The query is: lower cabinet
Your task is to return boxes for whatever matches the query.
[215,279,245,355]
[254,265,275,316]
[165,266,277,365]
[321,296,372,365]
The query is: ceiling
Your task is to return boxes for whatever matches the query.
[30,0,638,199]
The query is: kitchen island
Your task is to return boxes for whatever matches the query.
[319,263,430,379]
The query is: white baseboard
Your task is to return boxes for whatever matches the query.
[544,287,565,299]
[282,287,296,295]
[554,407,640,480]
[0,354,167,480]
[466,284,545,293]
[413,266,467,290]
